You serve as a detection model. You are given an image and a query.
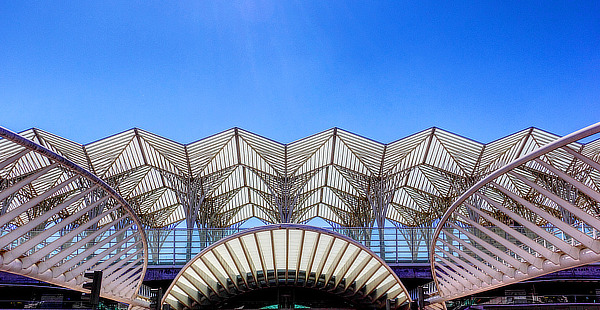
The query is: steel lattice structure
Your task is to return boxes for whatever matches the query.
[3,124,600,308]
[8,126,599,266]
[163,224,410,310]
[6,126,578,231]
[0,127,148,307]
[428,122,600,305]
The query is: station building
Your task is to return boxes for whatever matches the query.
[0,123,599,309]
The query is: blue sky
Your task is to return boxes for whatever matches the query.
[1,1,598,145]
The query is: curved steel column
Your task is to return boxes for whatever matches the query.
[0,127,148,307]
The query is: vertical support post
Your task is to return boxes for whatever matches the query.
[378,224,386,261]
[173,228,176,264]
[410,227,415,262]
[82,270,102,310]
[417,286,425,310]
[395,227,398,263]
[186,225,194,261]
[150,288,163,310]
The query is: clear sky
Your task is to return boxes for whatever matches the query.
[1,1,598,145]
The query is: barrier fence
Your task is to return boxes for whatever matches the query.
[5,223,596,267]
[144,226,436,265]
[144,222,600,266]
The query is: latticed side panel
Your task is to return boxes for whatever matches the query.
[0,127,148,307]
[429,122,600,304]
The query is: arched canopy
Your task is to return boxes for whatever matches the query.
[429,122,600,303]
[163,224,410,309]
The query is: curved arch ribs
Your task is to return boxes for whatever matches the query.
[429,122,600,305]
[0,127,149,307]
[163,224,411,309]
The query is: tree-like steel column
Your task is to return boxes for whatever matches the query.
[369,173,406,260]
[428,122,600,307]
[335,166,408,259]
[0,127,149,307]
[162,166,238,259]
[250,167,323,223]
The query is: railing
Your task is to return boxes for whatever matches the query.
[447,294,600,309]
[408,281,438,301]
[144,226,436,265]
[137,284,153,299]
[6,222,597,268]
[145,223,600,266]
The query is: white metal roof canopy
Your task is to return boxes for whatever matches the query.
[12,126,598,229]
[162,224,411,309]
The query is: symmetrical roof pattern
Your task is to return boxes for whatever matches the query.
[7,126,598,229]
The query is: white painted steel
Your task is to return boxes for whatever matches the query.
[429,122,600,304]
[10,126,576,231]
[0,127,149,307]
[162,224,411,309]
